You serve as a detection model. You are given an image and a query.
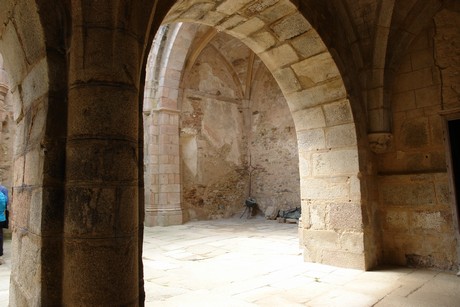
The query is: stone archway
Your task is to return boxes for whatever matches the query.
[147,0,376,270]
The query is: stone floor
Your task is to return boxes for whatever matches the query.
[0,217,459,306]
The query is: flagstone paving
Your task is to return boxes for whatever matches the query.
[0,217,459,306]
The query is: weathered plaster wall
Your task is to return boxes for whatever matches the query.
[379,12,460,270]
[249,59,300,213]
[180,30,300,221]
[181,45,248,220]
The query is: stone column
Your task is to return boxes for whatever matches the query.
[145,107,182,226]
[63,4,142,305]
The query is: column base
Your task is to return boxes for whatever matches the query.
[145,208,183,226]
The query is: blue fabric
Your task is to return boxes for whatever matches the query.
[0,192,6,222]
[0,185,8,204]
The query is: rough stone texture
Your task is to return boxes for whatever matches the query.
[379,14,460,271]
[0,0,458,305]
[179,31,300,220]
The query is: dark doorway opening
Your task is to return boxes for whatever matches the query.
[448,119,460,229]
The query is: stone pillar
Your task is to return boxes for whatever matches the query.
[145,107,182,226]
[63,4,142,305]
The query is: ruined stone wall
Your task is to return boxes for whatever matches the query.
[181,46,248,220]
[379,13,460,270]
[249,59,300,213]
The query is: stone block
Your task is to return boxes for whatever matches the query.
[309,203,327,230]
[243,0,279,17]
[397,117,429,149]
[62,237,138,305]
[291,52,340,85]
[259,1,296,24]
[320,249,366,270]
[231,17,265,38]
[14,0,45,66]
[179,3,214,21]
[296,128,326,151]
[292,106,326,131]
[323,99,353,126]
[415,85,440,108]
[329,202,363,231]
[243,30,277,54]
[392,90,416,112]
[21,58,48,111]
[435,181,450,206]
[312,149,359,176]
[393,68,434,93]
[379,176,436,206]
[270,12,311,41]
[340,232,365,254]
[291,30,327,59]
[200,11,227,26]
[272,67,302,94]
[216,0,253,15]
[289,79,347,112]
[24,148,43,186]
[259,44,299,71]
[384,210,409,231]
[303,229,339,252]
[301,177,350,200]
[217,15,246,31]
[411,211,443,232]
[325,124,357,149]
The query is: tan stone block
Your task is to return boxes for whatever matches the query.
[296,128,326,151]
[160,184,181,193]
[168,192,181,204]
[411,211,443,232]
[231,17,265,38]
[320,249,366,270]
[259,0,296,24]
[216,0,253,15]
[200,11,227,26]
[217,14,246,31]
[259,44,299,71]
[303,229,339,252]
[312,149,359,176]
[270,12,311,41]
[291,30,327,59]
[292,106,326,131]
[21,58,48,110]
[178,3,214,21]
[328,203,363,231]
[272,67,302,94]
[288,79,347,112]
[384,210,409,231]
[243,30,277,54]
[301,177,349,200]
[292,52,340,85]
[24,148,43,186]
[309,203,327,230]
[325,123,357,149]
[339,232,365,254]
[243,0,279,17]
[379,176,436,206]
